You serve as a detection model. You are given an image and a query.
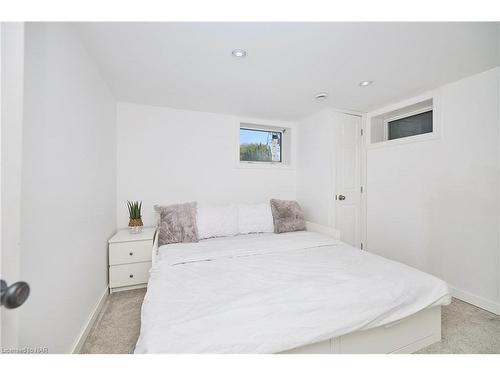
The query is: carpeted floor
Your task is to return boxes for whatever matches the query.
[81,290,500,354]
[81,288,146,354]
[416,298,500,354]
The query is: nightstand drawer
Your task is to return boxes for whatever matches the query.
[109,261,151,288]
[109,240,152,265]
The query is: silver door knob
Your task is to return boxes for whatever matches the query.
[338,195,346,200]
[1,279,30,309]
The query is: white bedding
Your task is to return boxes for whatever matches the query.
[135,231,451,353]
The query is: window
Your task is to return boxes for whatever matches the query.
[240,127,282,163]
[369,98,435,145]
[387,110,433,140]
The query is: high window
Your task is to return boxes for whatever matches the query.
[387,109,433,140]
[240,127,283,163]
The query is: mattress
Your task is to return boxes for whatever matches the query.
[134,231,451,353]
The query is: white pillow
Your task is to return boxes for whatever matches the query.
[238,203,274,234]
[196,205,239,239]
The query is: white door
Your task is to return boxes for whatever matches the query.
[1,22,27,349]
[0,22,3,347]
[335,113,362,247]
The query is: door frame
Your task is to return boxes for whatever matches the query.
[0,21,3,348]
[360,113,367,251]
[330,108,366,249]
[0,22,25,349]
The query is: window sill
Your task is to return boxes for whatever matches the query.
[366,131,440,150]
[236,162,295,170]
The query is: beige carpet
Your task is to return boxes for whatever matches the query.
[81,288,146,354]
[416,298,500,354]
[81,290,500,354]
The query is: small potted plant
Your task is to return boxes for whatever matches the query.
[127,201,143,234]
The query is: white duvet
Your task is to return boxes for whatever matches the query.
[134,231,451,353]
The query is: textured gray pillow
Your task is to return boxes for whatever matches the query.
[270,199,306,234]
[154,202,199,246]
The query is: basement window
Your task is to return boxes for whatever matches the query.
[387,109,433,140]
[240,126,284,163]
[370,99,435,144]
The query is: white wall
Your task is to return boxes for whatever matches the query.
[365,67,500,312]
[18,23,116,353]
[116,102,297,228]
[296,109,337,227]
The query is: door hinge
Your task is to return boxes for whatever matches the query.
[360,242,364,250]
[360,186,363,193]
[360,128,364,136]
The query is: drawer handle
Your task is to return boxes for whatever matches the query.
[129,274,134,278]
[129,252,133,256]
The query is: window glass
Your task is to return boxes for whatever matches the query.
[388,110,433,140]
[240,128,282,162]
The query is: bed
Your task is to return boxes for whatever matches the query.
[134,223,450,354]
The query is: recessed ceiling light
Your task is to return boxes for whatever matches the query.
[359,80,373,87]
[232,49,247,58]
[315,92,329,101]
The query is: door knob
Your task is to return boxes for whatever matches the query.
[1,279,30,309]
[338,195,346,201]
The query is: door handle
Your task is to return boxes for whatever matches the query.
[1,279,30,309]
[338,195,346,201]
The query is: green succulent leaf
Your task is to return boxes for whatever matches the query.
[127,200,142,219]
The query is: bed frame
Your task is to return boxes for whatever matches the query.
[280,222,442,354]
[281,305,441,354]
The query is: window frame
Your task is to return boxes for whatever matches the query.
[383,106,433,142]
[366,93,440,150]
[239,125,285,165]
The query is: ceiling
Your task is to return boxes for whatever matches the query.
[76,22,500,121]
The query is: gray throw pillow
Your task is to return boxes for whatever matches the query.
[270,199,306,234]
[154,202,199,246]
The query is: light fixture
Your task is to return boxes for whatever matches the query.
[359,80,373,87]
[315,92,328,101]
[232,49,247,58]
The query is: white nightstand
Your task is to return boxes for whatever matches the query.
[108,227,156,293]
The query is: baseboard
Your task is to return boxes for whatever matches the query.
[110,284,147,294]
[71,287,109,353]
[450,285,500,315]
